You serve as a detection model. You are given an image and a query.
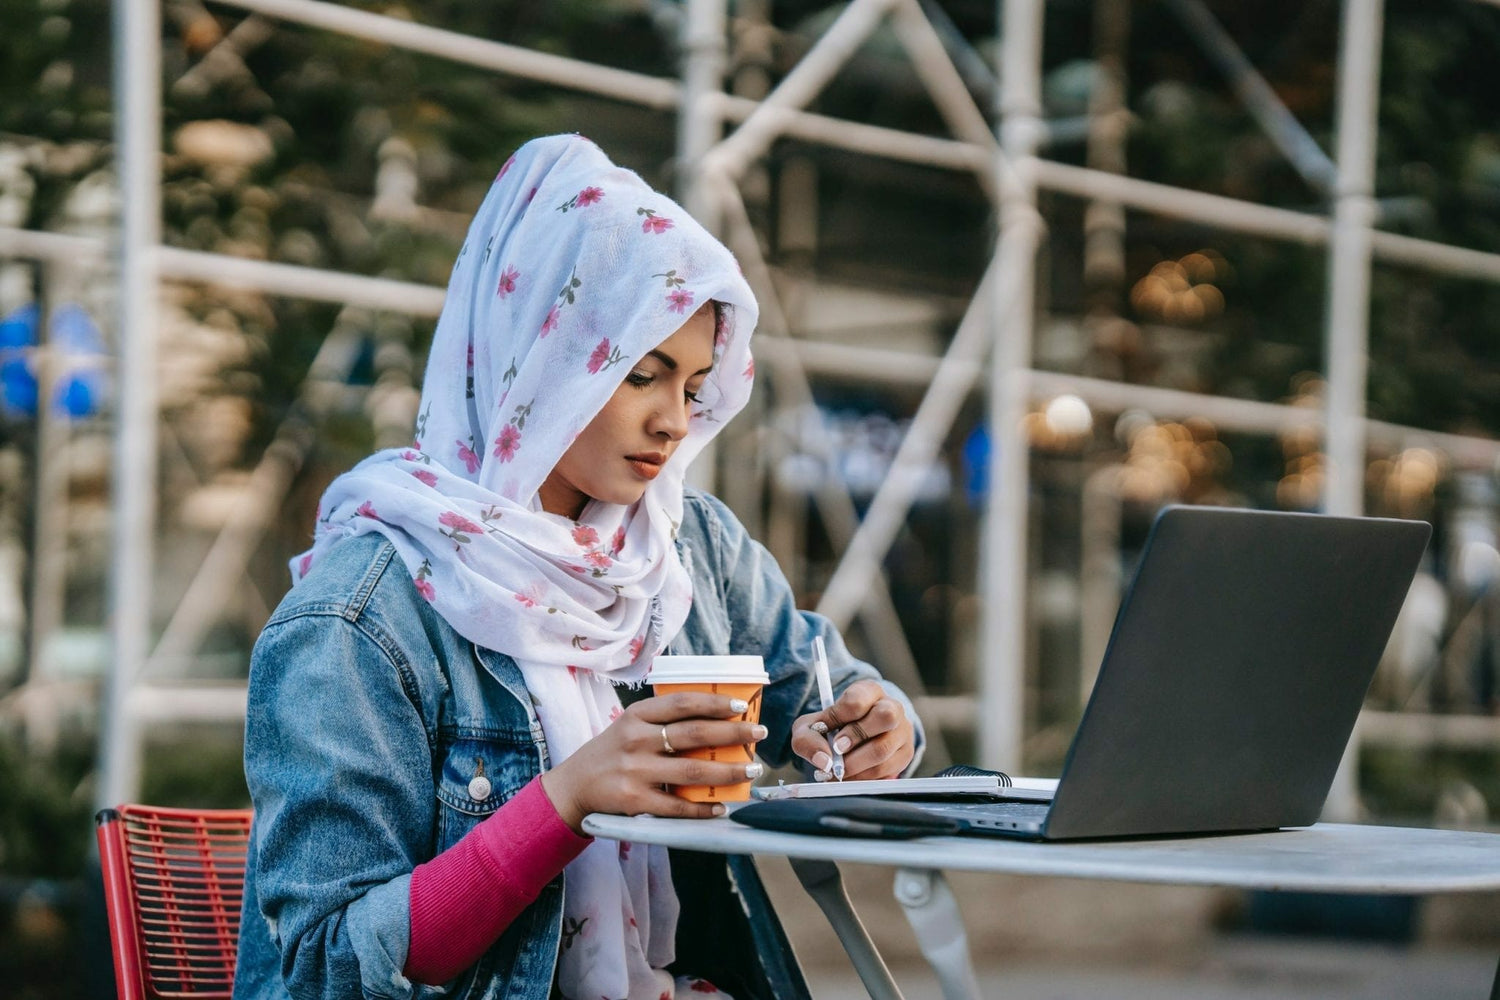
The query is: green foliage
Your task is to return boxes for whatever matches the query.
[0,0,113,143]
[1361,744,1500,822]
[0,733,93,879]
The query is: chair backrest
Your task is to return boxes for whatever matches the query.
[95,805,254,1000]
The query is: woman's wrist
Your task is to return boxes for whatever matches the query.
[539,766,586,834]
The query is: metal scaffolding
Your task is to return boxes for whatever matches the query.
[0,0,1495,807]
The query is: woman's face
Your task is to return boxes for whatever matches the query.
[539,305,716,518]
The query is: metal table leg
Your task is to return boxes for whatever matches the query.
[893,867,982,1000]
[788,857,906,1000]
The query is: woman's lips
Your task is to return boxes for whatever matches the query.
[627,455,663,480]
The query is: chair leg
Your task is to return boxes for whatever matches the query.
[892,868,981,1000]
[788,857,906,1000]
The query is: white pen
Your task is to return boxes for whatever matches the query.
[811,635,845,781]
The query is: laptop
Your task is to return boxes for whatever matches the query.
[917,504,1429,841]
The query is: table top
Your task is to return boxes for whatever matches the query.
[580,814,1500,895]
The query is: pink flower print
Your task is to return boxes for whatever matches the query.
[414,558,436,601]
[439,510,484,546]
[690,979,721,994]
[572,524,599,548]
[619,841,632,860]
[587,338,612,374]
[495,154,515,182]
[744,357,755,379]
[628,636,644,660]
[540,305,559,337]
[611,525,626,555]
[496,265,518,298]
[526,186,537,203]
[575,186,603,207]
[455,439,481,474]
[401,449,419,461]
[667,288,695,314]
[356,501,378,519]
[297,552,314,577]
[412,468,438,487]
[515,583,544,608]
[493,424,521,462]
[585,550,612,571]
[609,705,623,722]
[440,511,483,535]
[637,207,674,234]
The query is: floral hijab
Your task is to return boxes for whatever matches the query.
[293,134,757,1000]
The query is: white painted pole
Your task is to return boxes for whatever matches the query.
[98,0,163,809]
[1323,0,1386,823]
[26,299,68,707]
[677,0,728,225]
[979,0,1046,771]
[678,0,727,495]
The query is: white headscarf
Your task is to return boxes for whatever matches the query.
[294,134,758,1000]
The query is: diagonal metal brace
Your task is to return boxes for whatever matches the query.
[892,867,982,1000]
[788,857,906,1000]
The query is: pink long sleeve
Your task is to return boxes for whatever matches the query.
[404,775,591,985]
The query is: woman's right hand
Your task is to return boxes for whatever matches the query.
[539,692,767,833]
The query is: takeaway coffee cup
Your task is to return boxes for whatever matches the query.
[649,655,769,803]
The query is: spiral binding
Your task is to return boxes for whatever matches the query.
[934,763,1013,787]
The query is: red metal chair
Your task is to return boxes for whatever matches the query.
[95,805,254,999]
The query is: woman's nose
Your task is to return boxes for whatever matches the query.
[652,401,690,441]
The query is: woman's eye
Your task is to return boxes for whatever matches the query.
[684,389,700,403]
[626,370,653,388]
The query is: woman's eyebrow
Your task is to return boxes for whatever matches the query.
[647,349,713,375]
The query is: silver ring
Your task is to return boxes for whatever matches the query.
[661,725,676,755]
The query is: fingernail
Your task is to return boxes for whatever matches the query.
[712,804,727,816]
[750,725,768,740]
[834,736,852,754]
[813,769,830,782]
[729,698,749,713]
[745,762,765,779]
[810,720,828,734]
[813,751,831,771]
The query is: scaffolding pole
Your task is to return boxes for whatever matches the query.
[979,0,1046,771]
[1323,0,1387,823]
[97,0,163,809]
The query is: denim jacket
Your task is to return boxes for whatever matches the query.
[233,489,923,1000]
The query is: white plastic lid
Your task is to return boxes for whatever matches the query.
[648,654,768,685]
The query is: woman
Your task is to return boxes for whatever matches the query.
[233,135,921,1000]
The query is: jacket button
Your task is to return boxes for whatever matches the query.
[468,775,492,801]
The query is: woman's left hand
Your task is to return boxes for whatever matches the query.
[790,679,915,781]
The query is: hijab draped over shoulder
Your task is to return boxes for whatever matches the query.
[294,134,758,1000]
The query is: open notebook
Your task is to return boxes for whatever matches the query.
[753,765,1058,803]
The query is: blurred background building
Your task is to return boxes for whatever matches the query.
[1,0,1499,995]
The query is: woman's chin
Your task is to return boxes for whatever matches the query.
[589,482,651,508]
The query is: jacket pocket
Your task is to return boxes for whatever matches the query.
[434,734,535,850]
